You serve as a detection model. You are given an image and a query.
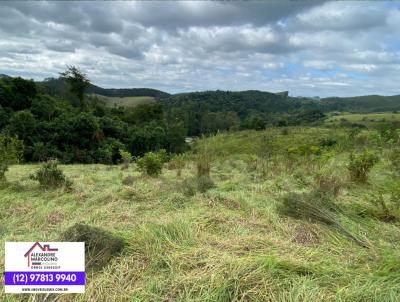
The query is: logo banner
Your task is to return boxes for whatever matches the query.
[5,242,85,294]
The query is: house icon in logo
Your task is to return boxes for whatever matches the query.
[24,242,58,267]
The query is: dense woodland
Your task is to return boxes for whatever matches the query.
[0,69,399,164]
[0,73,186,164]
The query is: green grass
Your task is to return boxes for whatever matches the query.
[1,127,400,301]
[92,94,156,108]
[325,112,400,127]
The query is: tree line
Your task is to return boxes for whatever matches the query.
[0,66,329,164]
[0,67,186,164]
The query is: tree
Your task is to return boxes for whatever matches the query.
[0,134,23,181]
[59,66,90,110]
[8,111,37,144]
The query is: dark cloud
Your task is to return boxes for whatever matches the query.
[0,1,399,97]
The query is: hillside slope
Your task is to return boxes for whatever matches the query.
[320,95,400,113]
[38,78,170,101]
[1,127,399,301]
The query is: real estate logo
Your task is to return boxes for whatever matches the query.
[24,242,59,268]
[4,242,85,294]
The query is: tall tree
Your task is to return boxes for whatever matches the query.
[59,66,90,110]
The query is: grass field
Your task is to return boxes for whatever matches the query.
[92,94,156,108]
[325,112,400,127]
[1,127,400,301]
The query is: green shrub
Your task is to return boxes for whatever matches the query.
[136,152,163,177]
[122,175,134,186]
[314,169,345,197]
[169,154,186,177]
[197,175,215,193]
[367,185,400,222]
[319,138,337,147]
[194,152,215,192]
[348,150,379,182]
[60,223,125,271]
[0,135,23,181]
[180,174,215,196]
[180,177,197,197]
[287,144,321,157]
[368,193,396,222]
[119,149,132,169]
[389,147,400,177]
[196,152,211,178]
[156,149,169,164]
[280,128,289,135]
[30,159,72,188]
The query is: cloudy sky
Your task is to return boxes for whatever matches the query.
[0,1,400,97]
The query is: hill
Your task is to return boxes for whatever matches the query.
[1,126,399,301]
[320,95,400,113]
[39,77,170,102]
[86,84,170,99]
[161,90,322,135]
[163,90,304,115]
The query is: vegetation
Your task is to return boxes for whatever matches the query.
[1,126,400,301]
[92,94,156,108]
[59,66,90,110]
[60,223,125,271]
[119,149,132,169]
[29,159,72,189]
[169,154,186,177]
[321,94,400,113]
[136,151,164,177]
[0,71,186,164]
[389,147,400,176]
[2,68,400,301]
[348,150,379,182]
[0,135,23,182]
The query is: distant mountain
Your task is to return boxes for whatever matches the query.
[320,95,400,113]
[161,90,305,118]
[87,83,170,99]
[39,77,170,100]
[6,74,400,114]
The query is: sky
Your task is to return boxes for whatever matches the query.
[0,1,400,97]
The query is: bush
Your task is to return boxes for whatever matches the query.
[119,149,132,169]
[196,152,211,178]
[194,151,215,192]
[0,135,23,181]
[280,128,289,135]
[348,150,379,182]
[30,159,72,188]
[136,152,163,177]
[389,147,400,177]
[368,193,396,222]
[156,149,169,164]
[169,154,186,177]
[122,175,134,186]
[60,223,125,270]
[287,144,321,157]
[314,168,345,197]
[319,138,337,147]
[180,177,197,197]
[197,175,215,193]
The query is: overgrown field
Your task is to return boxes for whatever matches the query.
[92,94,156,107]
[1,127,400,301]
[325,112,400,127]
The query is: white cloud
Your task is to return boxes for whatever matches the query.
[0,1,399,97]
